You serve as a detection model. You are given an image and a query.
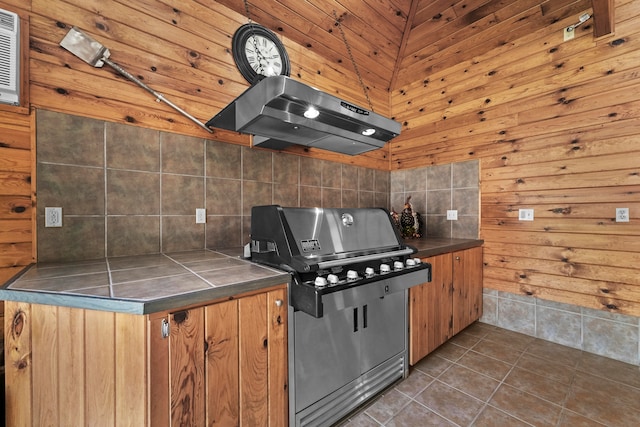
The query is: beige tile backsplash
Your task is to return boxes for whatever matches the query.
[391,160,480,239]
[36,110,393,262]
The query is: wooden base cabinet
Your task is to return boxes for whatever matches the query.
[409,247,483,365]
[4,285,288,426]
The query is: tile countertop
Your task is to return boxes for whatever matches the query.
[0,239,482,316]
[410,237,484,259]
[0,250,289,315]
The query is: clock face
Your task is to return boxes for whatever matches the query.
[232,24,291,84]
[244,34,283,77]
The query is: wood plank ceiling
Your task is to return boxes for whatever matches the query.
[217,0,612,97]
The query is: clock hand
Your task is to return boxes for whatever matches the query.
[250,35,267,73]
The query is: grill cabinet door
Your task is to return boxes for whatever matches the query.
[293,307,360,411]
[359,290,406,373]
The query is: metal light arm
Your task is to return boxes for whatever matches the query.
[567,13,592,32]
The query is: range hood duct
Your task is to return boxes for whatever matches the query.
[206,76,401,155]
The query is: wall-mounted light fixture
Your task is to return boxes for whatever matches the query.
[564,13,592,41]
[567,13,592,32]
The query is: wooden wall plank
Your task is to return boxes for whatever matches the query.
[0,243,32,268]
[0,172,31,197]
[0,147,31,173]
[484,241,640,270]
[0,219,31,244]
[0,195,32,220]
[0,265,25,283]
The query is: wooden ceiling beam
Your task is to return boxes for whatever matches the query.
[389,0,419,92]
[591,0,614,38]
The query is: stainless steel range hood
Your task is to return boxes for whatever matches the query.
[206,76,401,155]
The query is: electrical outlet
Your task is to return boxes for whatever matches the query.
[616,207,629,223]
[196,208,206,224]
[45,207,63,227]
[446,210,458,220]
[519,209,534,221]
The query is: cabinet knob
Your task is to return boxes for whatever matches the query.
[455,256,460,260]
[275,299,284,307]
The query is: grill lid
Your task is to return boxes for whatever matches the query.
[250,205,413,272]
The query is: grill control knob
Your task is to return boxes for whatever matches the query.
[314,277,328,288]
[364,267,375,277]
[394,261,404,271]
[379,263,390,274]
[405,258,416,266]
[327,274,339,285]
[413,258,422,264]
[346,270,358,280]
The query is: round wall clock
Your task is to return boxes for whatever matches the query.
[232,23,291,84]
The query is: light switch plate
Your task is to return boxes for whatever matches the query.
[446,210,458,220]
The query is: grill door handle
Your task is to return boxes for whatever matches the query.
[363,304,368,329]
[353,307,358,332]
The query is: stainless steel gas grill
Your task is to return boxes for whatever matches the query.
[250,205,431,427]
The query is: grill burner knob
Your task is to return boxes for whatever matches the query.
[405,258,416,266]
[327,274,339,285]
[380,263,390,274]
[413,258,422,264]
[394,261,404,271]
[314,277,328,288]
[346,270,358,281]
[364,267,375,277]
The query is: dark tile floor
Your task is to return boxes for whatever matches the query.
[340,322,640,426]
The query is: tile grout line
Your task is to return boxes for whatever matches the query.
[466,335,535,427]
[356,325,639,427]
[402,336,486,426]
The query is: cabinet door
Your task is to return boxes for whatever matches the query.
[170,308,206,427]
[452,247,483,335]
[208,288,288,427]
[409,252,453,365]
[205,299,239,426]
[150,286,288,427]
